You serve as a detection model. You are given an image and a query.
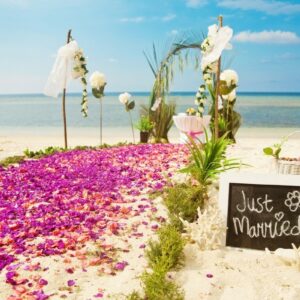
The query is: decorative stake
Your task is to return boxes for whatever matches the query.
[62,29,72,149]
[214,16,223,139]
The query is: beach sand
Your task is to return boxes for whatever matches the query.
[0,127,300,299]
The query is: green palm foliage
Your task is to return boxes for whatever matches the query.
[143,34,203,142]
[181,131,242,186]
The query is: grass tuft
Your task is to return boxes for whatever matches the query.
[146,224,185,271]
[163,183,206,231]
[141,266,184,300]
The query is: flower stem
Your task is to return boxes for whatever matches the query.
[99,98,103,146]
[129,111,135,143]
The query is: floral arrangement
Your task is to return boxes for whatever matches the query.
[72,49,89,117]
[119,92,136,143]
[90,71,107,145]
[198,22,241,140]
[194,84,206,117]
[186,107,197,116]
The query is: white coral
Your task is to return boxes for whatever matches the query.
[266,244,300,271]
[181,192,226,250]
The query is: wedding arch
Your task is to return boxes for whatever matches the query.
[143,16,227,142]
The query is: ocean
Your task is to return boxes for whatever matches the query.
[0,92,300,129]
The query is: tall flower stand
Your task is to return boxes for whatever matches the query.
[173,115,211,143]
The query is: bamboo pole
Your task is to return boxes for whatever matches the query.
[62,29,72,149]
[214,16,223,139]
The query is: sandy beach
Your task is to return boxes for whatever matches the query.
[0,127,299,299]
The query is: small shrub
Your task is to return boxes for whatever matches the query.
[163,183,206,230]
[0,155,25,167]
[146,224,184,271]
[126,291,143,300]
[181,131,241,186]
[141,267,184,300]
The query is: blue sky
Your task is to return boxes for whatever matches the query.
[0,0,299,93]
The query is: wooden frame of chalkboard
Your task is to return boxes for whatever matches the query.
[219,173,300,251]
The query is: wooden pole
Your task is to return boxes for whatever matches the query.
[214,16,223,139]
[62,29,72,149]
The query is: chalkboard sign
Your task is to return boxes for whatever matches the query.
[220,173,300,251]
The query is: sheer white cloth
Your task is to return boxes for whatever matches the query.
[173,115,211,142]
[201,24,233,71]
[44,40,79,98]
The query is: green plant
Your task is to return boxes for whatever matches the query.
[135,115,153,132]
[181,130,241,186]
[0,155,25,167]
[126,291,143,300]
[163,183,206,231]
[144,35,203,142]
[263,131,300,159]
[24,146,65,158]
[146,224,184,271]
[141,267,184,300]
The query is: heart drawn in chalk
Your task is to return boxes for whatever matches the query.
[275,212,284,222]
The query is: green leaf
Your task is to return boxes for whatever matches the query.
[263,147,274,156]
[127,101,135,111]
[92,87,105,99]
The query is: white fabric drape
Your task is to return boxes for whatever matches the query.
[44,40,79,98]
[201,25,233,71]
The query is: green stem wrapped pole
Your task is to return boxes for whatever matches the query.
[99,98,103,146]
[129,110,135,143]
[62,29,72,149]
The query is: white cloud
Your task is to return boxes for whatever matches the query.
[233,30,300,44]
[218,0,300,15]
[119,16,144,23]
[162,13,176,22]
[186,0,208,8]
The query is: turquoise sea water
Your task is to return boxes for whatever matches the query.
[0,92,299,129]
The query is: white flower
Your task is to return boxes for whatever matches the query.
[194,99,199,105]
[220,69,239,87]
[196,92,201,98]
[223,89,236,102]
[200,98,206,104]
[199,87,205,93]
[201,24,233,71]
[198,106,204,113]
[203,73,211,81]
[90,71,106,89]
[119,92,131,105]
[205,79,213,85]
[151,97,162,111]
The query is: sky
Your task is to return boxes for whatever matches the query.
[0,0,300,94]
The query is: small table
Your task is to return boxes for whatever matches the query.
[173,114,211,143]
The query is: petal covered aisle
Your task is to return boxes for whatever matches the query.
[0,144,188,299]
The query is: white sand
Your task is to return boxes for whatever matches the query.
[0,127,300,299]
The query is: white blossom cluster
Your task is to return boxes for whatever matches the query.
[194,84,207,117]
[73,49,89,117]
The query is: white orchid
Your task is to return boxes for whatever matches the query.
[151,97,162,112]
[201,24,233,71]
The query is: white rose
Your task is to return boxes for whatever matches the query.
[220,69,238,87]
[119,92,131,105]
[223,89,236,102]
[90,71,106,89]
